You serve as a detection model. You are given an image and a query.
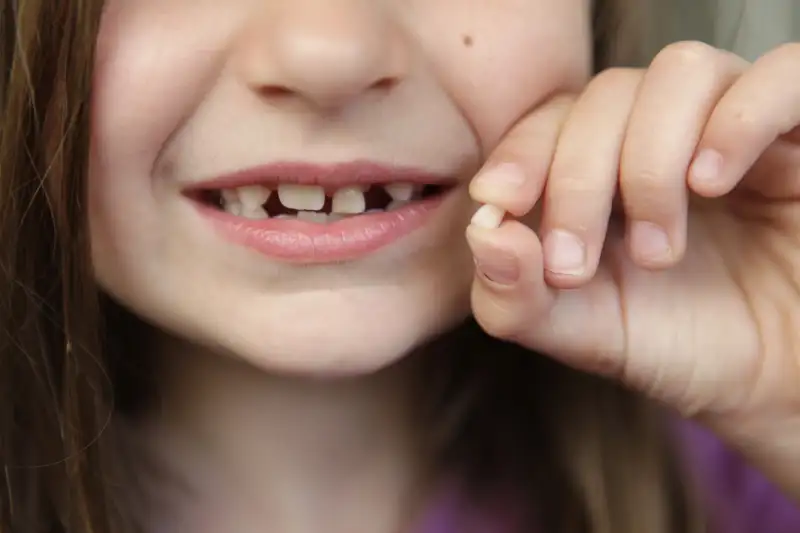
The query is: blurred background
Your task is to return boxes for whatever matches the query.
[644,0,799,59]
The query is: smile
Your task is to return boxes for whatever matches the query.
[185,161,457,263]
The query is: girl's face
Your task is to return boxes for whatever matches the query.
[89,0,592,374]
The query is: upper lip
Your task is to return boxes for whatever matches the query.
[186,161,457,190]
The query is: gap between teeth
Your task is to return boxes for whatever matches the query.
[219,183,419,221]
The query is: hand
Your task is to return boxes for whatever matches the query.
[467,42,800,434]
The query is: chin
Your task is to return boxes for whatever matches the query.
[105,265,473,378]
[91,179,476,377]
[220,314,461,377]
[218,284,470,377]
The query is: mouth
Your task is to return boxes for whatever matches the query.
[185,162,459,263]
[192,182,449,223]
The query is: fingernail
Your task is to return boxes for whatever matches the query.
[472,163,526,192]
[630,221,672,261]
[543,230,586,275]
[690,149,723,184]
[470,204,506,229]
[467,230,519,285]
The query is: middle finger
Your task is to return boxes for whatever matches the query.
[620,41,748,268]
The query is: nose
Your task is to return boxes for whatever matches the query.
[235,0,408,110]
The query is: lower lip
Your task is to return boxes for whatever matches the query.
[194,195,447,262]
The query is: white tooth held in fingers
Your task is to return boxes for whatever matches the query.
[385,183,414,202]
[297,211,329,223]
[277,184,325,211]
[470,204,506,229]
[331,186,366,214]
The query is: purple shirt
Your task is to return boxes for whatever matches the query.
[681,423,799,533]
[414,422,800,533]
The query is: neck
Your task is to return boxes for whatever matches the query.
[121,333,429,533]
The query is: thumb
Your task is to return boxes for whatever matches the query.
[468,219,628,380]
[467,93,629,379]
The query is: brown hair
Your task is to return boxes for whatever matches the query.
[0,1,705,532]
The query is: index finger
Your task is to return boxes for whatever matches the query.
[469,95,575,218]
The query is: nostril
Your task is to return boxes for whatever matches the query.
[258,76,399,108]
[260,85,294,98]
[370,77,397,91]
[258,76,395,98]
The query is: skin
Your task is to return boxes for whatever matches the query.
[468,41,800,500]
[88,0,800,528]
[88,1,591,532]
[89,0,589,375]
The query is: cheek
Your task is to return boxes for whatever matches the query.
[88,3,238,263]
[413,0,592,149]
[91,3,235,171]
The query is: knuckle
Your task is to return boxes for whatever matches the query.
[621,166,672,191]
[766,42,800,64]
[472,293,526,341]
[619,168,679,217]
[651,40,720,71]
[548,172,605,198]
[728,102,762,131]
[583,350,627,381]
[501,95,576,144]
[588,67,643,94]
[487,144,533,168]
[545,93,578,115]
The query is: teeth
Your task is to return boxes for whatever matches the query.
[278,185,325,211]
[385,183,414,202]
[219,186,269,218]
[238,185,271,209]
[241,206,268,219]
[470,204,505,229]
[235,186,271,218]
[221,190,243,216]
[297,211,331,224]
[224,203,242,216]
[218,182,426,219]
[387,200,408,211]
[331,186,366,214]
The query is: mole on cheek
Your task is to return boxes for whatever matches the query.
[462,34,473,47]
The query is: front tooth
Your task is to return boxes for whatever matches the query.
[277,184,325,211]
[385,183,414,202]
[297,211,329,223]
[237,185,271,209]
[331,186,366,214]
[387,200,408,211]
